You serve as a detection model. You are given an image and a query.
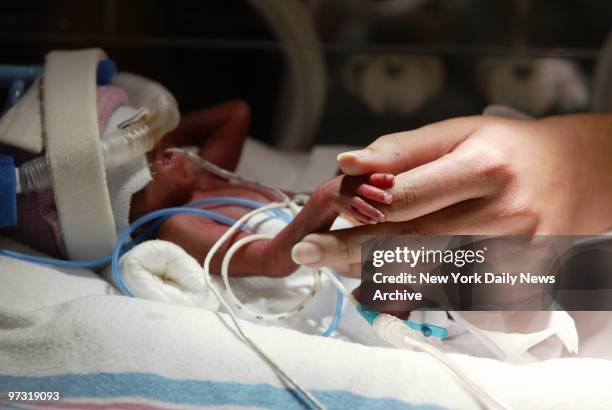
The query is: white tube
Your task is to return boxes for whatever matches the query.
[372,314,512,410]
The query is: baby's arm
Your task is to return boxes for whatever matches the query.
[157,173,394,277]
[131,101,251,219]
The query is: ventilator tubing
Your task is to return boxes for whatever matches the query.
[16,83,179,194]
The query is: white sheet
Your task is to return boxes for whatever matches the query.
[2,140,612,409]
[2,252,612,409]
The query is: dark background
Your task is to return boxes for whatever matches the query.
[1,0,611,148]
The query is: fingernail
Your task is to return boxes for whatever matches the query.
[291,242,322,265]
[375,211,386,222]
[337,149,370,162]
[383,192,393,204]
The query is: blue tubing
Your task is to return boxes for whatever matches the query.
[111,206,239,296]
[0,64,41,86]
[0,248,112,269]
[0,198,263,269]
[0,196,344,337]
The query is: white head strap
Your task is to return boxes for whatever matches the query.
[42,49,116,260]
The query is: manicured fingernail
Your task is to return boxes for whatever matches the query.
[337,149,370,162]
[383,192,393,204]
[375,211,386,222]
[291,242,321,265]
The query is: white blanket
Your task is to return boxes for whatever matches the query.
[2,241,612,409]
[2,141,612,409]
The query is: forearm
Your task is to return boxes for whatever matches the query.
[537,113,612,232]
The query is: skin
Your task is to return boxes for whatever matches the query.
[293,114,612,275]
[130,100,252,217]
[130,101,394,277]
[133,105,612,316]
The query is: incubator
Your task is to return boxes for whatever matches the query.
[0,0,610,406]
[0,49,511,410]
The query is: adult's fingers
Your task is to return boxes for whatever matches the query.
[291,199,533,268]
[378,148,509,222]
[292,222,417,268]
[337,116,483,175]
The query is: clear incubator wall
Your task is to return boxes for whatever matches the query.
[2,1,612,147]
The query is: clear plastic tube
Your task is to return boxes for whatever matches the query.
[372,314,512,410]
[16,84,179,194]
[16,154,49,194]
[165,147,293,205]
[17,123,149,194]
[102,123,152,170]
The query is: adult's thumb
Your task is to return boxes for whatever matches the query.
[337,116,480,175]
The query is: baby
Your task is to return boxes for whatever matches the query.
[133,101,394,277]
[3,95,393,278]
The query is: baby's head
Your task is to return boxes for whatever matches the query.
[130,146,197,219]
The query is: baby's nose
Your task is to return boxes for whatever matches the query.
[152,147,196,183]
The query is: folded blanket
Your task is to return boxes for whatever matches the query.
[115,239,219,310]
[2,241,612,409]
[2,294,612,410]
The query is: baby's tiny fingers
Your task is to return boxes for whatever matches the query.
[368,173,395,189]
[356,183,393,204]
[350,212,377,225]
[350,196,386,222]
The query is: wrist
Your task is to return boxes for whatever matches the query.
[565,114,612,232]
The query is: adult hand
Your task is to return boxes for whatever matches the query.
[291,114,612,271]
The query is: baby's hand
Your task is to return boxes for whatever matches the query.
[331,173,394,224]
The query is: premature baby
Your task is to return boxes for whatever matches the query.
[3,92,393,278]
[132,101,394,277]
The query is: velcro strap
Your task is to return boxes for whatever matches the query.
[43,49,117,260]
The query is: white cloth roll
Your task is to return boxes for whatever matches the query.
[44,49,117,260]
[118,240,219,310]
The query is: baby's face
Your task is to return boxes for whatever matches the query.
[130,145,278,221]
